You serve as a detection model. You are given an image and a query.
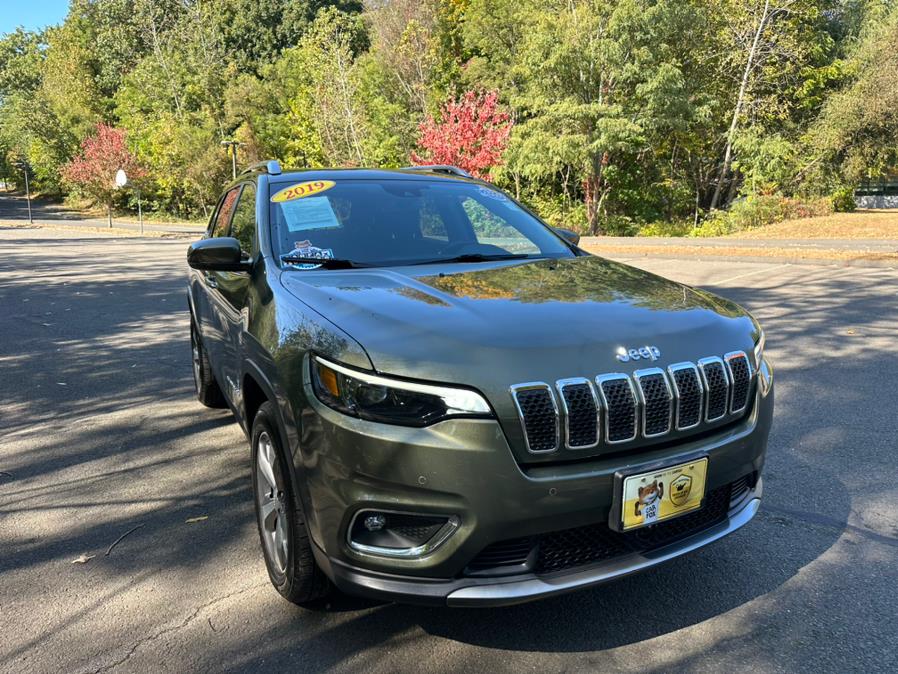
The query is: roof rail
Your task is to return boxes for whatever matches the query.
[240,160,282,177]
[402,164,472,178]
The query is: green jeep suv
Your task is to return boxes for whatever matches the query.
[187,161,773,607]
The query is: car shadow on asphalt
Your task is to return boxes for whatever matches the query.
[3,239,893,669]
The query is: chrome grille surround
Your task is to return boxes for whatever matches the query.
[667,362,704,431]
[633,368,673,438]
[596,374,638,444]
[555,378,601,449]
[697,356,730,423]
[510,351,754,455]
[724,351,752,414]
[509,383,559,453]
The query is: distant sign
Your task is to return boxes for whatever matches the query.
[115,169,128,188]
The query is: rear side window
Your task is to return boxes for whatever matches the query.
[230,184,257,255]
[210,187,240,238]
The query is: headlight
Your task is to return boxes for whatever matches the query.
[310,355,493,426]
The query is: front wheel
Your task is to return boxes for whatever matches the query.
[252,401,330,605]
[191,321,226,408]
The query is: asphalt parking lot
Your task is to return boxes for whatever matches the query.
[1,226,897,673]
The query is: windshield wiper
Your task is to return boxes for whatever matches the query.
[408,253,532,266]
[280,254,370,269]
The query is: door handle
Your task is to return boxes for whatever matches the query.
[203,272,218,289]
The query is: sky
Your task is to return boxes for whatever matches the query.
[1,0,69,35]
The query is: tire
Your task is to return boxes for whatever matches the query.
[251,401,330,605]
[191,320,226,408]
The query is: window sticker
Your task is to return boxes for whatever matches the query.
[282,240,335,270]
[281,196,341,232]
[477,186,510,202]
[271,180,336,203]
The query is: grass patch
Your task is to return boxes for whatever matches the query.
[731,210,898,239]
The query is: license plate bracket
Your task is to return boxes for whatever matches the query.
[610,455,709,532]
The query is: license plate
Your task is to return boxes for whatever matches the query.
[620,457,708,531]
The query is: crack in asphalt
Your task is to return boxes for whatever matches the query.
[85,583,266,674]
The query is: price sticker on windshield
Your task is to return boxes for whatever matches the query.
[271,180,336,203]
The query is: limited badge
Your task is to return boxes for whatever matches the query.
[271,180,336,203]
[669,474,693,506]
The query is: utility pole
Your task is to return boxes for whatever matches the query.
[220,140,243,180]
[13,160,33,224]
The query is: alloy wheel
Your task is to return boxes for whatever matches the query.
[255,431,289,573]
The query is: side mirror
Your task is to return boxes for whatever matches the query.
[554,227,580,246]
[187,237,251,272]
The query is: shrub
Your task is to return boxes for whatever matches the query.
[782,196,833,219]
[637,220,693,237]
[830,186,857,212]
[601,215,640,237]
[689,212,736,237]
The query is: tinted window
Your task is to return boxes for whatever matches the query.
[268,179,573,267]
[210,187,240,238]
[230,184,257,255]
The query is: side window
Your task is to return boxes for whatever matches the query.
[229,184,257,255]
[460,197,540,254]
[210,188,240,238]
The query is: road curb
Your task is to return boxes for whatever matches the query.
[583,248,898,269]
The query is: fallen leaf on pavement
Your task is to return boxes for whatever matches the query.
[185,516,208,524]
[72,554,95,564]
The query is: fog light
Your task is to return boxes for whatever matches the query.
[364,514,386,532]
[348,510,460,558]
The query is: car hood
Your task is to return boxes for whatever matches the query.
[279,256,759,461]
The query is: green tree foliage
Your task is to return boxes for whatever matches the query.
[0,0,895,227]
[806,2,898,188]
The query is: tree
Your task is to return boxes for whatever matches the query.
[411,90,512,179]
[806,3,898,190]
[61,124,146,226]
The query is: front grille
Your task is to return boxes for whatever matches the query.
[598,375,638,442]
[511,385,558,452]
[558,380,599,448]
[511,351,753,455]
[466,537,534,573]
[635,370,672,437]
[468,481,741,577]
[726,352,751,413]
[669,363,703,429]
[699,358,729,421]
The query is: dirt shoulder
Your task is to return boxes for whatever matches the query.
[580,211,898,266]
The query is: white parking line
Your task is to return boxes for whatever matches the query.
[711,262,792,286]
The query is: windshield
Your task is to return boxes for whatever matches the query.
[268,179,575,267]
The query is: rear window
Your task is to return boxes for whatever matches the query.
[268,179,573,267]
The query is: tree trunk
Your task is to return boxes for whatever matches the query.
[107,204,112,228]
[709,0,771,211]
[584,174,601,235]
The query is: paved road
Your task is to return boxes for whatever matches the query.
[1,227,896,673]
[0,193,205,235]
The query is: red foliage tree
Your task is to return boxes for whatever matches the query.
[62,123,146,224]
[411,90,513,180]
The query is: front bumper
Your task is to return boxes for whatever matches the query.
[313,480,761,607]
[295,360,773,606]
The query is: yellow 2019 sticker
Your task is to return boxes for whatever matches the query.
[271,180,336,203]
